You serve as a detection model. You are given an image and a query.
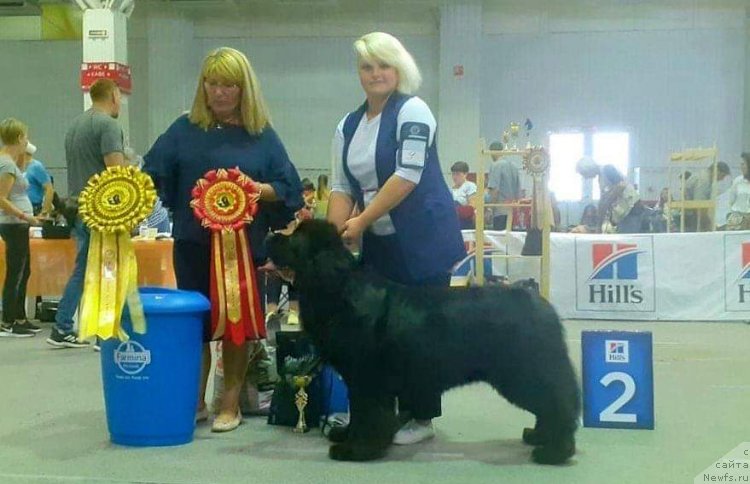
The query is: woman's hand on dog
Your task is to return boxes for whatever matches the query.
[341,215,367,243]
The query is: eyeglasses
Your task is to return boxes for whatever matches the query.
[204,79,240,92]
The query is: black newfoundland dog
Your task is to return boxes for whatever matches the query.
[266,220,580,464]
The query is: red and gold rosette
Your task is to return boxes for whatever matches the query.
[78,166,156,341]
[190,168,265,345]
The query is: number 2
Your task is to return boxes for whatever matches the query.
[599,372,637,423]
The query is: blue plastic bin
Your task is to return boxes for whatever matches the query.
[100,287,210,446]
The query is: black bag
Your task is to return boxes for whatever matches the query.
[521,228,542,256]
[267,331,323,430]
[41,220,72,239]
[36,300,59,322]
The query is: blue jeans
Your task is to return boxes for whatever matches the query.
[54,218,90,332]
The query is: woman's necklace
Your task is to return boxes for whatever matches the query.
[214,114,242,129]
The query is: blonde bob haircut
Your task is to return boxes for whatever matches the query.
[189,47,271,135]
[354,32,422,95]
[0,118,28,146]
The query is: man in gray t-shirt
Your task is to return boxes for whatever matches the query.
[487,142,520,230]
[65,104,124,198]
[47,79,125,348]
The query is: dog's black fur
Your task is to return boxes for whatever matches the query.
[266,220,580,464]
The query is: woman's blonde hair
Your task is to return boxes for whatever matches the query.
[354,32,422,94]
[0,118,28,146]
[189,47,271,135]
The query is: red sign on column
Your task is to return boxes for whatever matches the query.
[80,62,132,94]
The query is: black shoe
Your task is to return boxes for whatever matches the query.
[16,320,42,333]
[0,322,36,338]
[46,327,89,348]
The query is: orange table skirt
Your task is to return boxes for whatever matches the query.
[0,238,176,297]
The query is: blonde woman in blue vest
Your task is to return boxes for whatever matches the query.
[327,32,465,446]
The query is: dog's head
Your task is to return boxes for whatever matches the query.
[265,219,355,290]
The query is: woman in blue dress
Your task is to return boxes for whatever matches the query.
[144,47,303,432]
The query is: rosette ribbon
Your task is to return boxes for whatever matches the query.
[190,168,265,345]
[78,166,156,341]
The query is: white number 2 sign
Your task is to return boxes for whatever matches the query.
[598,372,637,423]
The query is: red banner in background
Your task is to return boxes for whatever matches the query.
[80,62,132,94]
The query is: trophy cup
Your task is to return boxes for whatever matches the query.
[509,122,520,150]
[292,375,313,433]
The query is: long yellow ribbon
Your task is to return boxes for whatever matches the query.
[221,230,242,325]
[79,232,146,341]
[80,231,102,339]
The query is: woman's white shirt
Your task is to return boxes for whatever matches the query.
[451,181,477,206]
[729,175,750,213]
[331,96,437,235]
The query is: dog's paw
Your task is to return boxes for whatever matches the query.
[522,427,546,446]
[530,439,576,465]
[326,424,350,443]
[329,443,387,462]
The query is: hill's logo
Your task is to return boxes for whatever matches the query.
[605,340,629,363]
[734,243,750,302]
[588,243,644,304]
[576,238,655,312]
[114,341,151,375]
[725,238,750,312]
[590,243,641,281]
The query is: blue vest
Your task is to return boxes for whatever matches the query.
[341,92,466,281]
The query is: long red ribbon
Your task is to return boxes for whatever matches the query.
[209,230,266,345]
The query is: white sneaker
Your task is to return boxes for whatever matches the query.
[393,419,435,445]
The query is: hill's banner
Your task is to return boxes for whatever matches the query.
[724,232,750,313]
[456,230,750,321]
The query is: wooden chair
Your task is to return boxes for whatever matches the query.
[472,139,551,299]
[667,146,719,232]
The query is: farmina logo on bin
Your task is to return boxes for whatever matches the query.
[114,341,152,375]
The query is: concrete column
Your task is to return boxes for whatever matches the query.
[82,9,130,143]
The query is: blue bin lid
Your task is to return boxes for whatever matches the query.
[137,287,211,314]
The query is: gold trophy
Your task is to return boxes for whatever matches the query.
[509,122,521,150]
[293,375,313,433]
[502,130,510,147]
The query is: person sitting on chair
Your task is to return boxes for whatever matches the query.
[450,161,477,229]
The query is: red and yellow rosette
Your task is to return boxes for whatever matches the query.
[78,166,156,341]
[190,168,265,345]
